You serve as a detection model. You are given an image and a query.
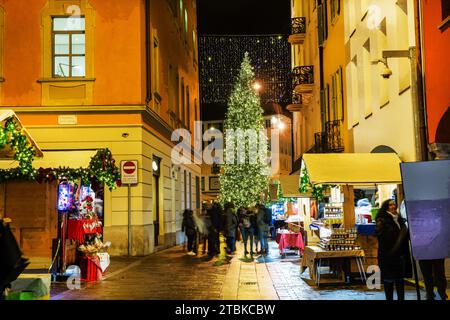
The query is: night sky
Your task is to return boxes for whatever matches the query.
[197,0,291,35]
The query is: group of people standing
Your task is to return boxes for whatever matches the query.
[181,202,272,258]
[181,203,222,257]
[225,203,272,256]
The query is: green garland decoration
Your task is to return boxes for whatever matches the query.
[0,119,36,175]
[0,146,121,190]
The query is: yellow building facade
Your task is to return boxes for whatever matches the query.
[0,0,201,257]
[344,0,418,161]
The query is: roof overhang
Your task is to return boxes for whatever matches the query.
[302,153,403,186]
[0,109,43,158]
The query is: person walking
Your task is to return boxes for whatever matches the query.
[224,203,238,255]
[375,199,412,300]
[182,209,198,256]
[238,207,256,256]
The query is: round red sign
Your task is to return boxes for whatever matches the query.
[123,161,136,175]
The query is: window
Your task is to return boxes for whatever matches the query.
[362,38,373,116]
[52,17,86,77]
[201,177,205,191]
[443,0,450,20]
[186,86,191,130]
[153,32,160,96]
[193,30,198,63]
[441,0,450,30]
[181,78,185,127]
[184,9,188,39]
[196,176,200,209]
[179,0,184,30]
[330,0,340,23]
[189,172,192,210]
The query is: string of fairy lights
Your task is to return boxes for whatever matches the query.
[199,35,291,106]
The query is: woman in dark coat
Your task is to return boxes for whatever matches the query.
[376,199,412,300]
[182,210,198,255]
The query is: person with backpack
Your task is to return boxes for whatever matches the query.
[238,207,256,256]
[256,204,271,256]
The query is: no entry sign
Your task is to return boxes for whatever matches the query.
[121,160,138,185]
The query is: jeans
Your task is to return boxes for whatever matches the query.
[226,236,236,253]
[258,227,269,253]
[240,227,255,254]
[419,259,448,300]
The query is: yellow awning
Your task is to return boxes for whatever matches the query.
[302,153,403,185]
[0,150,96,169]
[0,109,43,158]
[278,174,312,198]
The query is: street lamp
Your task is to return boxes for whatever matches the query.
[253,82,262,92]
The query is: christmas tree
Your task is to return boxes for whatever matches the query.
[219,53,269,208]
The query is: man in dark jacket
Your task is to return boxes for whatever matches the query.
[376,200,412,300]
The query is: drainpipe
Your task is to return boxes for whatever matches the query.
[145,0,152,104]
[414,0,430,161]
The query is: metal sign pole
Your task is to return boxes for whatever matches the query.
[128,184,131,256]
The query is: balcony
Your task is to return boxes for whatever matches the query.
[313,120,345,153]
[286,92,313,112]
[290,66,315,103]
[288,17,306,45]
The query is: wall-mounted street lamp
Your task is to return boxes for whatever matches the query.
[372,50,411,79]
[372,48,428,162]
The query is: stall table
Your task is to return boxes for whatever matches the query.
[276,231,304,256]
[67,218,103,243]
[301,245,366,287]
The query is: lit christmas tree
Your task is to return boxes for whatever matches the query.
[219,53,269,207]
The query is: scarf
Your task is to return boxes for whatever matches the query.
[388,211,401,229]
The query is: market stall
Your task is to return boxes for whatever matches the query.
[300,153,404,274]
[269,175,311,257]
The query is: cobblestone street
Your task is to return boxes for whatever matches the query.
[51,238,425,300]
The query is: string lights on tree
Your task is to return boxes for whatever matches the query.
[219,53,270,207]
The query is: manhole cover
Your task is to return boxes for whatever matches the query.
[240,282,257,286]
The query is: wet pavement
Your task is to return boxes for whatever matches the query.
[51,237,427,300]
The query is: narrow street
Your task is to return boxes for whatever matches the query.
[51,238,424,300]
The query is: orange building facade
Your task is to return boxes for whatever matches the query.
[420,0,450,159]
[0,0,201,257]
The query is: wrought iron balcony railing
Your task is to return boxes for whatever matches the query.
[325,120,345,152]
[313,120,345,153]
[291,66,314,89]
[291,17,306,35]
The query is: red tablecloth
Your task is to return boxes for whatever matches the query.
[67,219,103,243]
[80,255,102,282]
[278,232,304,253]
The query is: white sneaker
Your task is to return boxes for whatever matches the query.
[187,251,196,256]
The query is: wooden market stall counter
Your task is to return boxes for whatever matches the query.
[301,245,367,287]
